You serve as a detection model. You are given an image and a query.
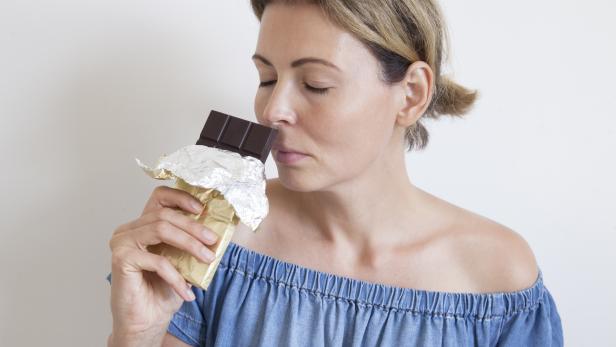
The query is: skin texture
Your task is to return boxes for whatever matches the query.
[235,2,538,293]
[160,3,540,346]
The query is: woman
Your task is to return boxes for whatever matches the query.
[108,1,563,346]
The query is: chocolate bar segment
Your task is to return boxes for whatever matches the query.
[196,110,278,163]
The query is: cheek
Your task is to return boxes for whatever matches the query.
[276,94,394,191]
[319,90,393,153]
[313,109,391,174]
[253,91,266,123]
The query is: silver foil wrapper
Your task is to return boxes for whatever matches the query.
[136,144,268,231]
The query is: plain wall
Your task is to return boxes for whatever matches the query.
[1,0,614,345]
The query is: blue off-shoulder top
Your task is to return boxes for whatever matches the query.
[108,241,563,346]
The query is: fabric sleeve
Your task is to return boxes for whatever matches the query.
[166,286,208,347]
[106,272,207,346]
[496,286,564,346]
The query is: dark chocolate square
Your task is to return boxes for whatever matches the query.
[196,110,278,163]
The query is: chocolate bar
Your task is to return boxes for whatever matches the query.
[196,110,278,163]
[137,110,275,290]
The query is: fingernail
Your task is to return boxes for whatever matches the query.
[185,288,195,300]
[191,201,203,213]
[202,248,215,262]
[203,228,218,243]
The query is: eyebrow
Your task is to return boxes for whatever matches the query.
[252,53,341,72]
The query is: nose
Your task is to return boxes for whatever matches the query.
[257,82,297,129]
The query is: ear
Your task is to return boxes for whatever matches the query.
[395,61,434,127]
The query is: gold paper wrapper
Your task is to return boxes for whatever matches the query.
[137,144,268,290]
[148,177,240,290]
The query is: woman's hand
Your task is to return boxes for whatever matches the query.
[108,186,218,345]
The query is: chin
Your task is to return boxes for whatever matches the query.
[276,167,352,193]
[275,169,327,192]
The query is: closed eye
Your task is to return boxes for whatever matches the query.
[259,80,276,87]
[258,80,330,95]
[303,83,330,94]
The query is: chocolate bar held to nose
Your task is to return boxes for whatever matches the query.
[196,110,278,163]
[136,110,278,290]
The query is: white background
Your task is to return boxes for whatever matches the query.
[1,1,614,345]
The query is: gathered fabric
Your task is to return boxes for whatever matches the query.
[135,241,562,346]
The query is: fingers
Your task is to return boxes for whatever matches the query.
[133,219,217,264]
[122,248,196,301]
[124,207,219,247]
[142,186,204,216]
[108,185,216,304]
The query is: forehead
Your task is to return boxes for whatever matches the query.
[255,3,368,67]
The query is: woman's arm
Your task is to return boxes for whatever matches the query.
[161,333,192,347]
[107,332,192,347]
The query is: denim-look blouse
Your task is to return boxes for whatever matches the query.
[108,241,563,346]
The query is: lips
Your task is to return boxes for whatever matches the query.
[272,143,307,155]
[273,149,309,164]
[271,140,309,165]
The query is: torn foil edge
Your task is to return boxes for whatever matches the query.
[136,144,268,231]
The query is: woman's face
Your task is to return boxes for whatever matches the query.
[253,3,405,192]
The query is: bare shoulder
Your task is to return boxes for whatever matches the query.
[444,208,539,293]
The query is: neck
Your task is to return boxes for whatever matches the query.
[293,144,426,251]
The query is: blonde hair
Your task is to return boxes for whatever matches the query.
[251,0,479,151]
